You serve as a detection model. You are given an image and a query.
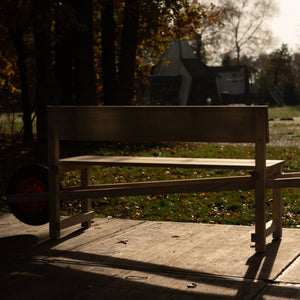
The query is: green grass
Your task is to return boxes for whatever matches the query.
[267,105,300,142]
[59,142,300,228]
[0,112,36,135]
[268,105,300,119]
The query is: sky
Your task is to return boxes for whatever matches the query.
[271,0,300,51]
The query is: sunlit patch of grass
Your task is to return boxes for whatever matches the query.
[268,105,300,119]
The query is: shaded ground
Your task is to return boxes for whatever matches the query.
[0,213,299,299]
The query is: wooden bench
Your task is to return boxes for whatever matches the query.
[47,106,285,252]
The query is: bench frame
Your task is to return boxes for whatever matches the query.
[47,106,285,252]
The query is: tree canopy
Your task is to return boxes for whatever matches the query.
[195,0,278,65]
[256,44,299,105]
[0,0,224,144]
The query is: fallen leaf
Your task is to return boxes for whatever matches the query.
[117,239,128,244]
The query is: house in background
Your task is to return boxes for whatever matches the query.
[148,39,256,105]
[210,65,256,105]
[149,39,219,105]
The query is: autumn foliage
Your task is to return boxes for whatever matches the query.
[0,0,225,143]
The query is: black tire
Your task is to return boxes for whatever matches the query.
[6,164,49,225]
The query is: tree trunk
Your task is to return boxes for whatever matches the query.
[55,41,73,105]
[9,29,33,144]
[114,0,140,105]
[236,43,240,64]
[101,1,116,105]
[55,0,97,105]
[55,0,74,105]
[73,0,97,105]
[33,0,55,149]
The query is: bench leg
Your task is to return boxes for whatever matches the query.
[255,211,266,252]
[81,168,92,228]
[49,175,61,239]
[48,130,61,238]
[49,217,60,239]
[255,181,266,252]
[272,188,282,239]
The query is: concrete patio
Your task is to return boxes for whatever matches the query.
[0,212,299,299]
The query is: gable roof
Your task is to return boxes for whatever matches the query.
[210,65,256,73]
[181,58,217,79]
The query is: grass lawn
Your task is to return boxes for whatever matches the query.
[268,106,300,142]
[58,142,300,228]
[1,105,300,228]
[0,112,36,135]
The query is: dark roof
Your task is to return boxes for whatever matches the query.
[210,65,256,73]
[181,58,217,79]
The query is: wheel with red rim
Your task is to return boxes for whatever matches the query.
[6,164,49,225]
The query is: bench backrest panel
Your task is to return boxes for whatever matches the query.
[47,106,269,143]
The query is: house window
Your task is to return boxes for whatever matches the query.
[227,72,243,82]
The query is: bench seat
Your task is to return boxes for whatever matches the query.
[59,155,284,171]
